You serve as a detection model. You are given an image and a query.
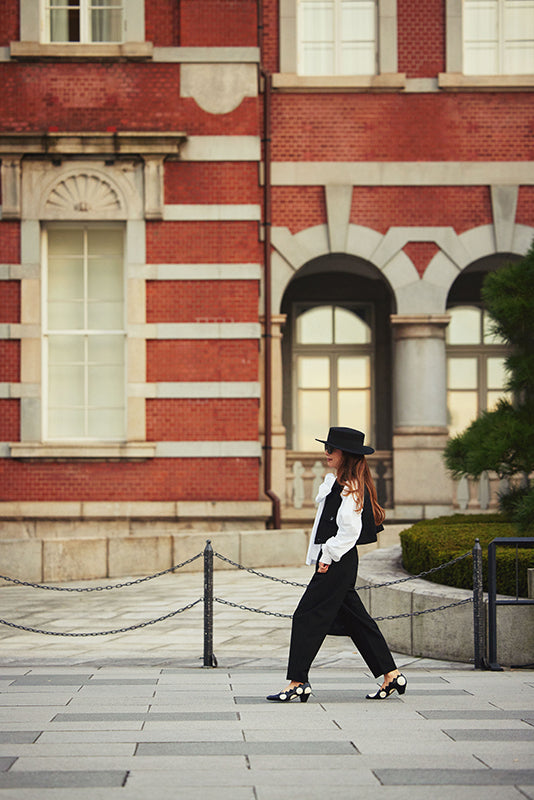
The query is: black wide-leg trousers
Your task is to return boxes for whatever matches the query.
[286,545,397,683]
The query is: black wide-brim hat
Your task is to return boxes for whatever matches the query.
[316,426,375,455]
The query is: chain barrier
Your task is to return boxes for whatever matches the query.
[0,552,203,592]
[213,548,472,592]
[0,598,203,637]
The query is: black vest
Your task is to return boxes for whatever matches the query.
[314,482,383,546]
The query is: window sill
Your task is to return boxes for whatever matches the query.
[10,41,153,61]
[272,73,406,92]
[438,73,534,91]
[9,442,156,461]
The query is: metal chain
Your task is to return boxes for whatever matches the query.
[214,594,473,621]
[214,549,472,591]
[0,552,203,592]
[214,596,292,618]
[213,552,308,587]
[0,598,203,636]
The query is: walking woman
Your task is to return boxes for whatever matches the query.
[267,427,406,703]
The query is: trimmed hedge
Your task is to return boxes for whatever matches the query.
[399,515,534,597]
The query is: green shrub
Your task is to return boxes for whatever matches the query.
[399,516,534,597]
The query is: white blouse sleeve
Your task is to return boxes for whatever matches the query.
[319,489,362,565]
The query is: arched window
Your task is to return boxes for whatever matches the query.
[446,305,510,437]
[293,303,373,450]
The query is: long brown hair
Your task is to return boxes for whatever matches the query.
[337,452,386,525]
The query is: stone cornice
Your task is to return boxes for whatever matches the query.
[0,131,187,159]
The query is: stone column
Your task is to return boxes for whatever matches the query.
[391,314,453,518]
[259,314,287,505]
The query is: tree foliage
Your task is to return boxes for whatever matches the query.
[443,242,534,530]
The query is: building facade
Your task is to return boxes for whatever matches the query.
[0,1,533,576]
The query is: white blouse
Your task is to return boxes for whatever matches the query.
[305,472,363,566]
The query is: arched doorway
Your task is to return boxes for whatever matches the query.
[280,254,395,511]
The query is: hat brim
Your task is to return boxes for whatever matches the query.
[315,438,375,455]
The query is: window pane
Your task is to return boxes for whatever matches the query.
[88,258,123,301]
[487,356,507,389]
[487,389,511,410]
[298,357,330,388]
[447,307,482,344]
[88,364,124,405]
[297,307,333,344]
[334,307,371,343]
[338,390,370,433]
[48,408,84,439]
[88,408,125,438]
[48,228,84,256]
[88,335,124,364]
[48,301,84,330]
[297,391,330,451]
[337,356,370,388]
[48,257,84,301]
[49,364,85,405]
[340,0,376,74]
[87,228,123,255]
[48,336,84,364]
[49,1,81,43]
[448,391,478,436]
[448,358,478,390]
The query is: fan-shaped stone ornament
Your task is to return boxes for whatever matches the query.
[45,173,123,215]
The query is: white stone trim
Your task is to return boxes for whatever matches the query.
[131,263,261,280]
[371,227,471,271]
[491,186,519,253]
[152,47,260,63]
[8,442,157,459]
[0,499,270,518]
[0,324,41,339]
[0,264,40,279]
[180,63,258,114]
[0,383,39,398]
[325,185,352,252]
[155,441,262,458]
[180,136,261,162]
[128,382,261,399]
[163,204,261,222]
[271,161,534,186]
[128,323,262,340]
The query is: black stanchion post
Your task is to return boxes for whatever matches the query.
[472,538,485,669]
[203,540,216,667]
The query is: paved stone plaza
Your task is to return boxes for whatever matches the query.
[0,564,532,799]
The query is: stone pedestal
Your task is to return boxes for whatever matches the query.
[391,314,453,518]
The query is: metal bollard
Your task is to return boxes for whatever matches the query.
[203,540,217,667]
[472,538,486,669]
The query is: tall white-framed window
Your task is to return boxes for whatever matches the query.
[44,0,124,43]
[446,305,510,437]
[43,225,126,441]
[463,0,534,75]
[293,303,373,450]
[297,0,377,75]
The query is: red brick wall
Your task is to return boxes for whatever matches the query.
[147,341,258,382]
[350,187,493,234]
[272,187,326,234]
[165,162,260,204]
[146,281,258,323]
[0,0,19,46]
[180,0,258,47]
[0,458,259,501]
[403,242,441,277]
[271,93,534,162]
[0,63,259,135]
[516,187,534,227]
[0,223,20,263]
[0,281,20,322]
[146,399,259,441]
[0,342,20,383]
[0,400,20,441]
[398,0,445,77]
[145,0,180,47]
[146,222,262,263]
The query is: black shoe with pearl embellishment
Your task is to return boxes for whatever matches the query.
[366,673,407,700]
[266,682,312,702]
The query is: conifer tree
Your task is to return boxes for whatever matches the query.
[443,243,534,530]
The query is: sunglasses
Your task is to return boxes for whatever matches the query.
[324,444,335,454]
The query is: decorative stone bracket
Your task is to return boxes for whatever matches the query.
[0,131,187,221]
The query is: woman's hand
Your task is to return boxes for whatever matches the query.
[318,562,329,573]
